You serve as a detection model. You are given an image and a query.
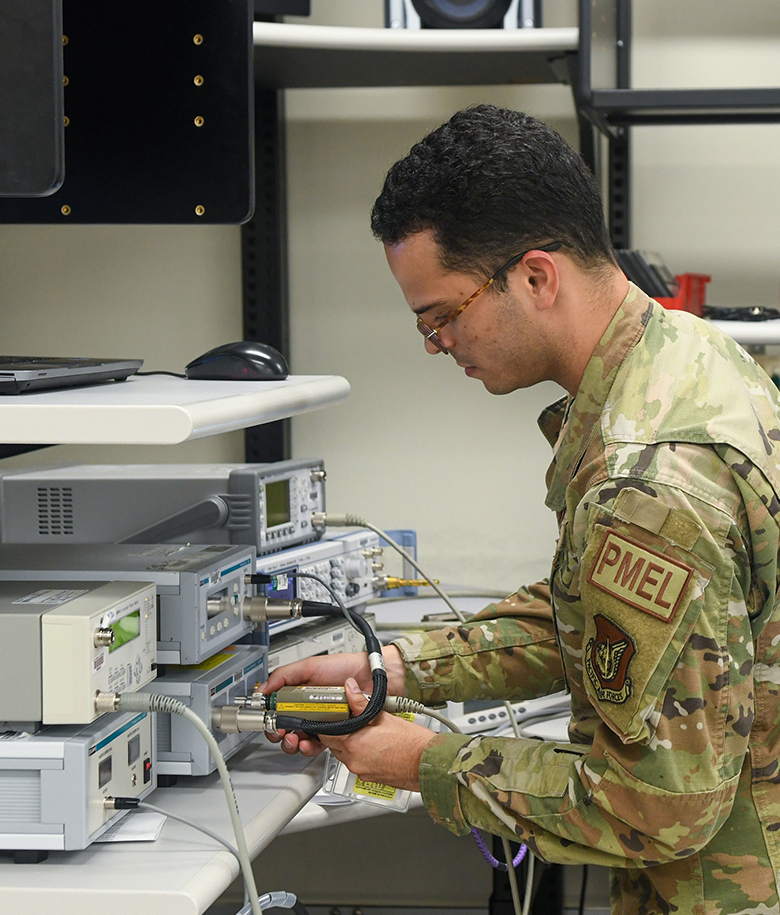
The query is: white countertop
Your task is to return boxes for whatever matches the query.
[0,374,350,444]
[709,318,780,347]
[0,743,327,915]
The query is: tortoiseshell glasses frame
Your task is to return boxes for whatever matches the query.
[416,241,563,354]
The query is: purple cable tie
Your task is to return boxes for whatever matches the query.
[471,828,527,870]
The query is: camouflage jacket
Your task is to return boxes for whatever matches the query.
[393,284,780,915]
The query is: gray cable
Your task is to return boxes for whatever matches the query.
[96,692,264,915]
[373,620,458,632]
[523,851,536,915]
[383,695,463,734]
[317,515,466,621]
[138,801,240,862]
[319,512,537,915]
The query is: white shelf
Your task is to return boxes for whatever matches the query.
[0,746,327,915]
[253,22,578,88]
[708,319,780,347]
[0,374,351,445]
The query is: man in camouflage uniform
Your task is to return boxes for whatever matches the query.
[263,106,780,915]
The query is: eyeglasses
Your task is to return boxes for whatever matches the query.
[416,241,563,354]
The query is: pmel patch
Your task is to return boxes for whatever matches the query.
[588,530,693,621]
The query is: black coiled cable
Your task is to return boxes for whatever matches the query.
[272,601,388,737]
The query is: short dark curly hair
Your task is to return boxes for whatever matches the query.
[371,105,616,283]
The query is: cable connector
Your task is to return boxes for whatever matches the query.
[375,576,440,590]
[211,705,270,734]
[242,596,304,623]
[310,512,366,529]
[246,572,275,586]
[104,796,140,810]
[95,691,121,714]
[383,696,426,716]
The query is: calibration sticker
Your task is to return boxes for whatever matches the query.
[587,530,694,622]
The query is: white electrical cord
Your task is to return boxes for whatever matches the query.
[236,891,299,915]
[523,852,536,915]
[139,801,240,861]
[502,835,523,915]
[317,514,544,915]
[373,620,460,631]
[96,692,264,915]
[316,514,466,621]
[383,695,462,734]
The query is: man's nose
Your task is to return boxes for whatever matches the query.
[426,324,456,355]
[424,337,446,355]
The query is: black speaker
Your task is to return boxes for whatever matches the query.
[385,0,542,30]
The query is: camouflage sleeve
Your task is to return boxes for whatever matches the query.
[416,473,759,871]
[392,581,565,704]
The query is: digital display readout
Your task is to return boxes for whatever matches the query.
[265,479,291,528]
[109,609,140,653]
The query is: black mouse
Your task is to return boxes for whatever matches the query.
[185,341,289,381]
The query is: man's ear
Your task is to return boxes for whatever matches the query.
[520,251,559,310]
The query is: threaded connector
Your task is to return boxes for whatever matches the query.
[235,693,269,711]
[310,512,366,529]
[211,705,270,734]
[95,691,121,714]
[376,576,440,589]
[242,596,303,623]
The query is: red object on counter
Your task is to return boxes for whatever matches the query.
[656,273,712,316]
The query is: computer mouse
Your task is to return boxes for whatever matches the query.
[185,341,289,381]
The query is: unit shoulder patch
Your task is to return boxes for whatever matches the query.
[587,530,694,622]
[585,613,636,703]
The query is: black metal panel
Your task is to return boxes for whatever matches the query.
[0,0,254,223]
[592,87,780,123]
[0,0,64,197]
[242,88,290,463]
[615,0,631,89]
[608,133,630,249]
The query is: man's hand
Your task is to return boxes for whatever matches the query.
[261,644,406,696]
[260,645,407,757]
[318,678,436,791]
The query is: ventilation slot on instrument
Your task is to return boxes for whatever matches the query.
[37,487,74,536]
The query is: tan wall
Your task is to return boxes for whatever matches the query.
[1,0,778,594]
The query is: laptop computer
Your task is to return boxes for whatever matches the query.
[0,357,143,395]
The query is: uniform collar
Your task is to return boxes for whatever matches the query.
[539,283,655,512]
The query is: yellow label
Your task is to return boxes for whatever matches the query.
[587,531,693,622]
[354,777,397,801]
[276,702,349,714]
[184,650,235,672]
